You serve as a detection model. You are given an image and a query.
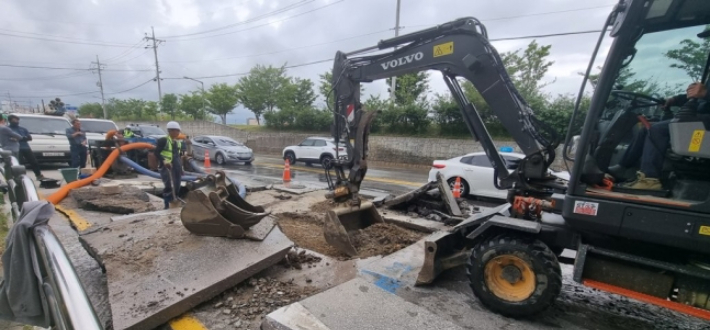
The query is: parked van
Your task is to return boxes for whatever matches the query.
[12,113,72,165]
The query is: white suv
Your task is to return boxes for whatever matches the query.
[282,137,345,168]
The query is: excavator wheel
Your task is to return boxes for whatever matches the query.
[467,234,561,318]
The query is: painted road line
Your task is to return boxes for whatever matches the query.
[169,314,209,330]
[255,163,423,187]
[54,204,92,231]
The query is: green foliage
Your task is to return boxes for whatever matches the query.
[205,83,239,124]
[160,94,180,120]
[144,101,159,119]
[377,101,430,134]
[664,28,710,81]
[78,102,103,118]
[534,94,591,139]
[430,94,468,136]
[179,91,206,120]
[503,40,555,102]
[277,78,316,111]
[385,72,430,105]
[238,64,289,124]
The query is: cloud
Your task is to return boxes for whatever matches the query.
[0,0,623,117]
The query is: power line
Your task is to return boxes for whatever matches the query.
[489,29,603,42]
[0,72,93,81]
[0,31,139,47]
[0,28,135,46]
[167,0,347,42]
[162,0,315,39]
[162,29,390,64]
[0,63,153,72]
[104,78,155,94]
[405,4,616,29]
[101,40,151,63]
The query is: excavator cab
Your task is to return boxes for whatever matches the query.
[325,0,710,321]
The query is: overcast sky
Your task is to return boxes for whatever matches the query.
[0,0,617,123]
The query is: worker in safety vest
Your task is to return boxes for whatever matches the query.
[154,121,183,209]
[123,126,134,139]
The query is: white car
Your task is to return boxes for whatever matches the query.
[282,136,345,168]
[12,113,72,165]
[79,118,119,143]
[428,152,569,200]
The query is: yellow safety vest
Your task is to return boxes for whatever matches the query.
[123,129,134,138]
[160,137,182,164]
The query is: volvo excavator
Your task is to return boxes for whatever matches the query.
[323,0,710,320]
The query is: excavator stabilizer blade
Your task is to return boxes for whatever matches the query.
[322,201,384,257]
[416,231,471,285]
[180,171,270,239]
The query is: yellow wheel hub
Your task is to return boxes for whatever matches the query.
[484,255,536,302]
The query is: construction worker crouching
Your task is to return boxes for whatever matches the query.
[155,121,183,209]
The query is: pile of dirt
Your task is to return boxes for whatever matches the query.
[276,212,347,258]
[284,248,322,270]
[207,276,318,329]
[349,223,425,258]
[70,185,156,214]
[309,199,336,214]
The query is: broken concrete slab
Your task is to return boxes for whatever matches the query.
[69,185,158,214]
[435,172,462,216]
[79,211,293,330]
[379,211,448,233]
[263,277,463,330]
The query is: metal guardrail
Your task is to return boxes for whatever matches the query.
[0,150,103,330]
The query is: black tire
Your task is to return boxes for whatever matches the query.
[467,234,562,318]
[320,154,334,169]
[447,177,470,196]
[215,153,226,165]
[245,161,252,166]
[284,152,296,165]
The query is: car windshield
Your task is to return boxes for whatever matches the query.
[138,126,165,136]
[81,121,116,134]
[19,117,70,135]
[215,138,243,147]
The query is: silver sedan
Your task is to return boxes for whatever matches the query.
[191,135,254,165]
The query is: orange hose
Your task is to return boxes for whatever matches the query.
[45,142,156,205]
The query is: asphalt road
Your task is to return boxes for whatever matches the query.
[208,154,433,197]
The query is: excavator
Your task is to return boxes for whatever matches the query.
[323,0,710,320]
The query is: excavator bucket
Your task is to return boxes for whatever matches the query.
[323,201,384,257]
[180,170,271,239]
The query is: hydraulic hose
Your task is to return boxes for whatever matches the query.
[119,156,198,181]
[46,142,156,205]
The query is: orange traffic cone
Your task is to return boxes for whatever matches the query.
[283,158,292,182]
[452,177,461,198]
[204,150,211,168]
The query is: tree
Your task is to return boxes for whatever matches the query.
[125,98,146,119]
[502,40,554,108]
[144,101,159,119]
[277,78,316,111]
[78,103,103,118]
[179,91,206,120]
[161,94,179,120]
[238,64,289,124]
[430,94,468,136]
[665,28,710,81]
[385,72,430,105]
[586,66,680,97]
[205,83,239,124]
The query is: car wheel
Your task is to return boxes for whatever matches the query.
[320,155,334,169]
[447,177,470,196]
[215,153,226,165]
[467,234,562,318]
[284,152,296,165]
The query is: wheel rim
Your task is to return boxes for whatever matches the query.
[217,154,224,164]
[484,255,536,302]
[449,178,465,194]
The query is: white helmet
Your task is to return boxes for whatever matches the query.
[166,121,181,130]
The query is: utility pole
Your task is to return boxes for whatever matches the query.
[389,0,402,102]
[145,26,165,102]
[91,55,107,118]
[184,76,206,120]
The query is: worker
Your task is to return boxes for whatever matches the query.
[8,115,45,180]
[623,82,710,190]
[0,115,24,160]
[154,121,183,209]
[123,126,134,139]
[65,118,88,168]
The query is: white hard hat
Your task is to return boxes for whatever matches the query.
[166,121,181,130]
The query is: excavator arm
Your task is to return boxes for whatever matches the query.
[325,17,559,206]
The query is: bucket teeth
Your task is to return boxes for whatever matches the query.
[180,170,270,239]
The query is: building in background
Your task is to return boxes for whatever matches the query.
[246,118,259,126]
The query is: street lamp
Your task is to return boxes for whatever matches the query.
[183,76,205,119]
